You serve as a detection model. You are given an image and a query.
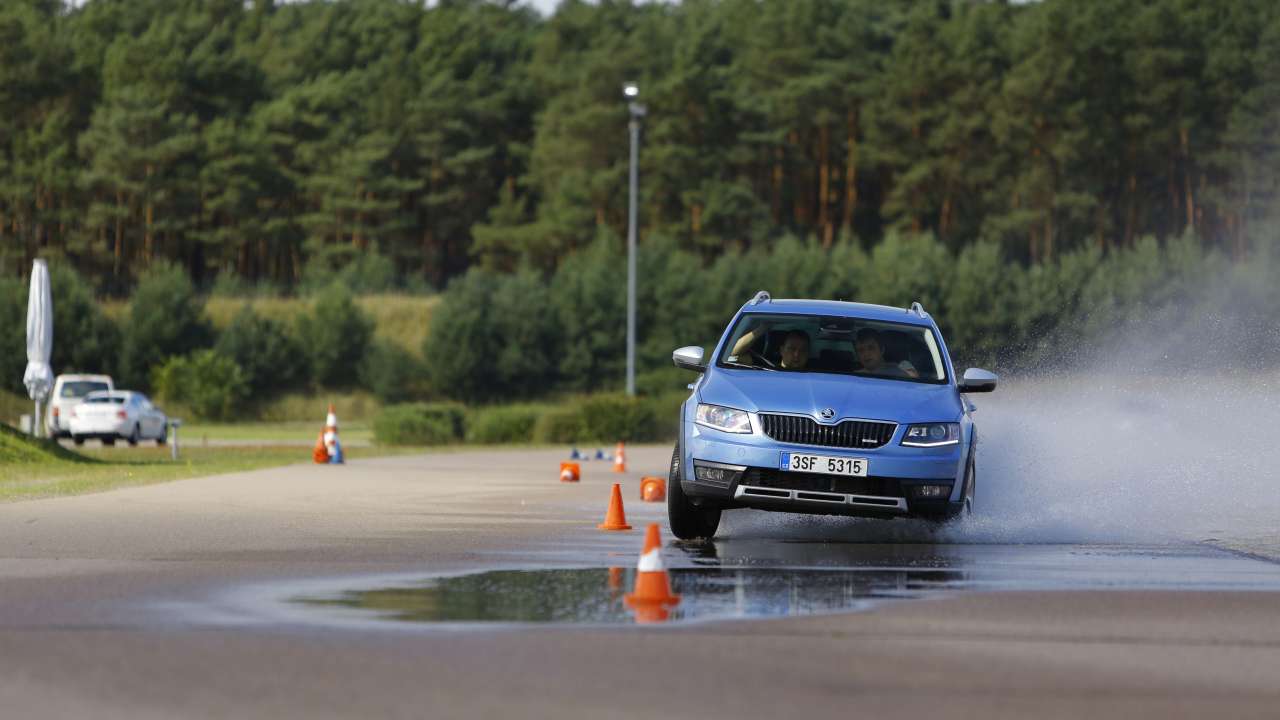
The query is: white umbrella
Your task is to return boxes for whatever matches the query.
[23,259,53,437]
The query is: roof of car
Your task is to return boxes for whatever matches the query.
[742,298,934,326]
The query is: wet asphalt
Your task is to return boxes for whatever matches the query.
[1,446,1279,718]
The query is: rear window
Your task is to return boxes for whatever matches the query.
[60,381,109,398]
[85,395,126,404]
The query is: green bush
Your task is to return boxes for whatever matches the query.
[295,283,374,388]
[121,263,213,389]
[550,237,627,392]
[214,305,307,398]
[531,405,587,444]
[152,350,250,421]
[50,265,122,379]
[373,402,466,446]
[579,393,664,442]
[638,391,687,440]
[0,266,122,396]
[0,277,27,395]
[422,268,558,402]
[359,340,423,402]
[300,247,399,295]
[465,404,545,444]
[531,393,671,444]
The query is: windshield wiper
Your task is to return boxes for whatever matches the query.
[721,361,776,372]
[721,358,778,368]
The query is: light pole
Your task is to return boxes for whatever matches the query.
[624,81,645,397]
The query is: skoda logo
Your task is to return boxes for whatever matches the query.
[819,408,836,420]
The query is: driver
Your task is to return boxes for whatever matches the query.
[854,328,918,378]
[730,321,810,370]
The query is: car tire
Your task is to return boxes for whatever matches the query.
[102,437,116,446]
[72,436,85,446]
[963,452,976,516]
[667,446,722,540]
[127,425,140,447]
[157,428,167,446]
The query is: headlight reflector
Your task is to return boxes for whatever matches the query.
[695,403,752,434]
[901,422,960,447]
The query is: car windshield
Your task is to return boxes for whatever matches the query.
[60,381,108,398]
[717,313,948,383]
[85,395,126,404]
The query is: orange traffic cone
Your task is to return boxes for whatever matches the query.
[630,601,674,624]
[559,461,581,483]
[322,403,343,464]
[624,524,680,621]
[639,476,666,502]
[312,431,328,464]
[597,483,632,530]
[613,441,627,473]
[607,566,624,592]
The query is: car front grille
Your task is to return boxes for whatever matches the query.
[739,467,906,498]
[758,413,896,450]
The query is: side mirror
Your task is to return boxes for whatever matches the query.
[673,346,706,373]
[958,368,997,393]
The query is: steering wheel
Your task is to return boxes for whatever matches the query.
[747,348,778,369]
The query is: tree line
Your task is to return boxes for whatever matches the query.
[424,230,1280,402]
[3,0,1279,294]
[0,263,419,418]
[7,230,1273,416]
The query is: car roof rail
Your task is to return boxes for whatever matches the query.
[910,301,928,318]
[747,290,771,306]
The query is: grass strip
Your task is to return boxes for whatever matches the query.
[0,434,402,503]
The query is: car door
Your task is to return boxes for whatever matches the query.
[125,395,143,435]
[139,396,162,437]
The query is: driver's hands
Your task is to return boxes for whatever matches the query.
[898,360,919,378]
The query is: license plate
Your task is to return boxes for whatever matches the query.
[780,452,868,477]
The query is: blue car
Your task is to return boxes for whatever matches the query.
[667,291,997,539]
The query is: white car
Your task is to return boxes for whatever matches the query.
[68,391,169,447]
[46,374,114,438]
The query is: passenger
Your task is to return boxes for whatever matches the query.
[730,322,811,370]
[854,328,919,378]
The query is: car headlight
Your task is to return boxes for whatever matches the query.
[901,422,960,447]
[695,404,752,434]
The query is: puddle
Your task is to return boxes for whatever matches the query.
[290,566,961,625]
[175,540,1280,631]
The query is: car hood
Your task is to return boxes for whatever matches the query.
[699,369,962,423]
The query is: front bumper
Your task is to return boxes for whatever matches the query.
[684,421,968,519]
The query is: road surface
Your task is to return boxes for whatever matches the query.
[1,446,1278,719]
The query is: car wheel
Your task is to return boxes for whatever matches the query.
[157,428,167,446]
[127,424,140,446]
[73,436,85,446]
[667,446,721,540]
[962,453,976,516]
[102,437,116,447]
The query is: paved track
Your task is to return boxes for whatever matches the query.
[2,447,1279,719]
